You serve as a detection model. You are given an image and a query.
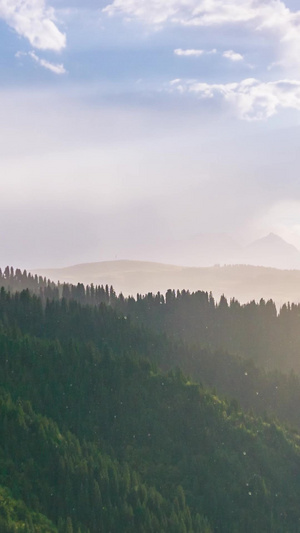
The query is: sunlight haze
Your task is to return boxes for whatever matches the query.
[1,0,300,270]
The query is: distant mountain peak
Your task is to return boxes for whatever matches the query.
[266,232,280,239]
[249,233,299,252]
[241,232,300,270]
[265,232,288,243]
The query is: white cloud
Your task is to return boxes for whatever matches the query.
[0,0,66,51]
[29,51,66,74]
[103,0,295,29]
[104,0,300,71]
[170,77,300,120]
[170,78,181,85]
[174,48,216,57]
[223,50,244,62]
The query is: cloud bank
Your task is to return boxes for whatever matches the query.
[104,0,300,70]
[103,0,297,32]
[170,77,300,120]
[0,0,66,50]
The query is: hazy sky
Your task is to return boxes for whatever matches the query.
[1,0,300,268]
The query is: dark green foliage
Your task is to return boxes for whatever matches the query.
[0,485,57,532]
[113,289,300,372]
[3,265,300,372]
[3,276,300,530]
[0,386,204,533]
[2,284,300,431]
[0,287,212,532]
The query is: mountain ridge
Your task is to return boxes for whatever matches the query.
[33,259,300,306]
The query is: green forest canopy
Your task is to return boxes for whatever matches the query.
[1,267,300,531]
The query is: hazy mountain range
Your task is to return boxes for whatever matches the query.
[152,232,300,269]
[34,262,300,309]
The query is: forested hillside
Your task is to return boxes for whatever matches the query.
[1,280,300,531]
[3,265,300,371]
[3,267,300,429]
[112,290,300,373]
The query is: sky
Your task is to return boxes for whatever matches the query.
[1,0,300,268]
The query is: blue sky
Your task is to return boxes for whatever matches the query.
[1,0,300,268]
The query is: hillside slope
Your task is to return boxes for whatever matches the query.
[32,260,300,306]
[1,289,300,530]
